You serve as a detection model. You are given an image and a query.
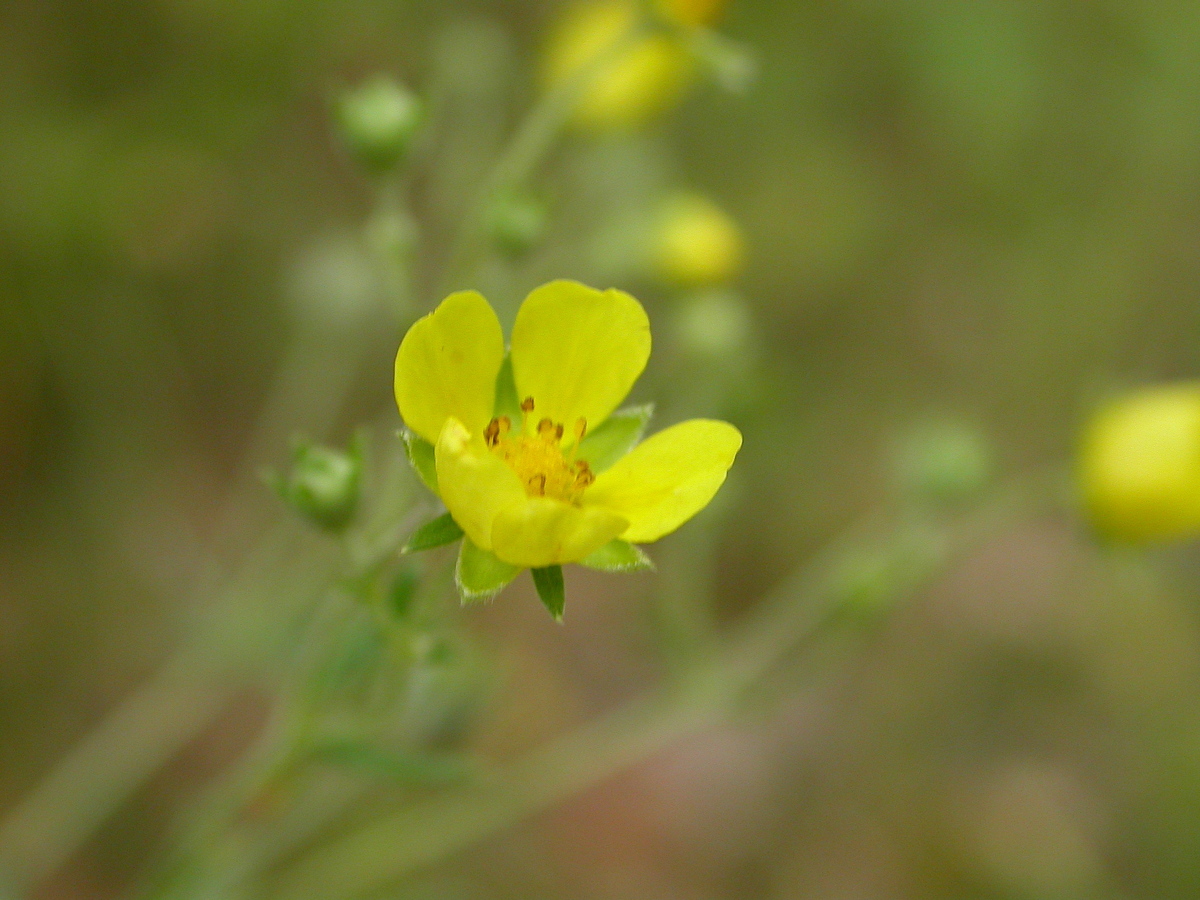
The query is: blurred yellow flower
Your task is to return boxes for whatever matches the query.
[542,0,694,131]
[657,0,729,27]
[1080,383,1200,543]
[654,192,744,286]
[394,281,741,570]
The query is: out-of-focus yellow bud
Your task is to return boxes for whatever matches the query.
[653,192,744,286]
[1080,383,1200,543]
[656,0,729,27]
[543,0,694,131]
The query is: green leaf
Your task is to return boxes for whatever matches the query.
[309,739,472,786]
[577,403,653,472]
[456,538,521,603]
[531,566,565,621]
[579,540,655,573]
[493,352,523,424]
[402,512,463,554]
[402,429,438,494]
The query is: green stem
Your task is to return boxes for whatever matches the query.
[264,471,1052,900]
[0,524,338,896]
[137,589,367,900]
[435,20,647,300]
[0,645,232,895]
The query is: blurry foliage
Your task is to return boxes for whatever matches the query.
[5,1,1200,899]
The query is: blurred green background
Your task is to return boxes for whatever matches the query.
[7,0,1200,897]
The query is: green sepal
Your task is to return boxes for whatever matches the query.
[493,352,523,424]
[402,428,438,494]
[531,566,566,622]
[456,538,521,603]
[402,512,463,554]
[579,540,655,573]
[577,403,653,472]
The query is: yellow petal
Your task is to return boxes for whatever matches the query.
[510,280,651,433]
[435,417,527,552]
[586,419,741,543]
[490,497,628,568]
[394,291,505,445]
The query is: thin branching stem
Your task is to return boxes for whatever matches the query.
[263,470,1056,900]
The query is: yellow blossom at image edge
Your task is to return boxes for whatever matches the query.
[542,0,695,131]
[394,280,741,569]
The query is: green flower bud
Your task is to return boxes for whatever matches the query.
[337,75,423,173]
[894,420,994,508]
[487,193,548,258]
[280,439,363,532]
[673,289,752,359]
[1080,383,1200,543]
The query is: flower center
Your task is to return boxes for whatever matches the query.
[484,397,594,504]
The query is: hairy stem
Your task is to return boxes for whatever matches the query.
[436,19,647,299]
[265,472,1050,900]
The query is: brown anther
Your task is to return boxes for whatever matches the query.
[575,469,595,488]
[555,423,564,440]
[537,418,556,438]
[484,418,500,447]
[572,459,591,472]
[520,397,535,413]
[574,418,588,441]
[529,473,547,495]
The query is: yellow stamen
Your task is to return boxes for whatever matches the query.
[483,399,593,503]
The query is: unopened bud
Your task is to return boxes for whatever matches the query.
[337,75,423,173]
[279,439,362,532]
[488,193,548,258]
[656,0,729,27]
[893,421,994,509]
[1080,383,1200,543]
[653,192,744,287]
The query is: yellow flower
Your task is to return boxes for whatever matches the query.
[654,192,744,287]
[1080,383,1200,543]
[542,0,694,131]
[656,0,729,27]
[395,281,741,602]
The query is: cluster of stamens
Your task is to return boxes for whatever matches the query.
[484,397,594,503]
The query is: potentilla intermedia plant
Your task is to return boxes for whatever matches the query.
[7,3,1134,900]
